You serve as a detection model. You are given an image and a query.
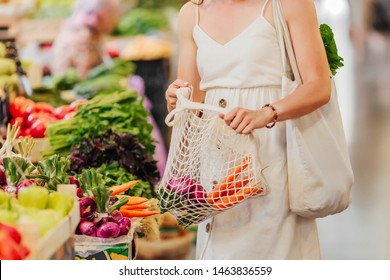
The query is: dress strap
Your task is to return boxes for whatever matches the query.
[196,0,200,25]
[261,0,271,16]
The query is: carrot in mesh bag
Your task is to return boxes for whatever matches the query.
[206,156,251,204]
[212,181,264,210]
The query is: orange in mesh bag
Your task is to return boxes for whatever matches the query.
[157,87,270,227]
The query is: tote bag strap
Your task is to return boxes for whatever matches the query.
[272,0,302,85]
[165,87,228,127]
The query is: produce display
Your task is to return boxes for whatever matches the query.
[74,58,135,99]
[31,58,135,104]
[0,125,77,260]
[8,96,85,138]
[0,222,30,260]
[0,51,19,92]
[0,122,162,260]
[119,35,173,61]
[113,8,169,37]
[45,89,156,158]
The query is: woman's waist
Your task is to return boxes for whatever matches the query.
[203,85,282,110]
[204,84,282,95]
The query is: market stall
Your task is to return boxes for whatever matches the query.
[0,0,195,260]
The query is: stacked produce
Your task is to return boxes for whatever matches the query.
[8,96,86,138]
[119,35,173,61]
[44,89,159,195]
[75,169,159,239]
[74,58,135,100]
[28,58,134,108]
[0,124,76,259]
[113,8,169,37]
[0,43,19,92]
[1,122,161,259]
[0,222,30,260]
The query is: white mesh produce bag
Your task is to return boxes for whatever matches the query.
[157,87,269,227]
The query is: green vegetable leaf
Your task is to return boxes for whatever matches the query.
[320,23,344,76]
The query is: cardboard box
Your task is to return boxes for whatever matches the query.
[27,201,80,260]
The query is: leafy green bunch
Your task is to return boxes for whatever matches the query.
[320,24,344,76]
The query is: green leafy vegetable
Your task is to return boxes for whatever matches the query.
[320,23,344,76]
[114,8,169,36]
[44,90,155,157]
[75,162,154,199]
[2,157,35,187]
[69,130,159,187]
[35,155,70,191]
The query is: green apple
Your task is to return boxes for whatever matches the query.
[0,190,7,205]
[0,209,19,225]
[18,186,49,210]
[29,209,62,237]
[47,192,74,217]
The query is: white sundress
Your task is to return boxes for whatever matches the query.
[193,0,321,260]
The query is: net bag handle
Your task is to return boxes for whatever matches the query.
[165,87,229,127]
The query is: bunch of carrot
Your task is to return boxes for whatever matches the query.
[116,195,160,218]
[206,157,263,210]
[108,180,160,218]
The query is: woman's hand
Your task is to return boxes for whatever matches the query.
[220,107,275,134]
[165,79,190,112]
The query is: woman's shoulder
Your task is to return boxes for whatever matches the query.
[280,0,317,22]
[177,1,197,35]
[178,1,197,21]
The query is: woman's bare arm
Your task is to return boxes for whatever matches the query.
[272,0,331,121]
[166,2,204,112]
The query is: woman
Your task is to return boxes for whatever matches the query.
[166,0,331,259]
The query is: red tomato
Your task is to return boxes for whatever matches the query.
[10,117,25,129]
[30,120,47,138]
[32,102,54,114]
[26,112,53,128]
[23,128,32,137]
[10,97,35,119]
[54,105,71,119]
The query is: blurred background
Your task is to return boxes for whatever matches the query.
[0,0,389,260]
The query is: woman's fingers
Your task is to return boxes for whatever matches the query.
[223,108,265,134]
[165,79,191,110]
[235,118,251,134]
[223,107,239,124]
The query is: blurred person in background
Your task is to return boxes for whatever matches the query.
[51,0,121,78]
